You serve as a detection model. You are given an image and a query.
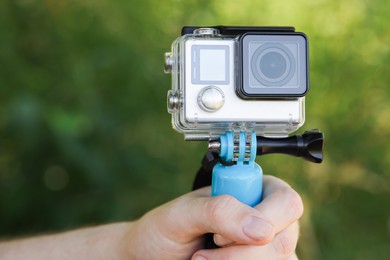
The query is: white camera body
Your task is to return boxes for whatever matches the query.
[165,27,308,140]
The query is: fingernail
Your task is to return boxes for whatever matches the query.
[193,255,207,260]
[242,216,273,241]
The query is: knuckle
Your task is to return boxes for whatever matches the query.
[280,187,304,219]
[273,230,297,257]
[206,195,237,225]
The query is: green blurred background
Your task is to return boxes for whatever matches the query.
[0,0,389,259]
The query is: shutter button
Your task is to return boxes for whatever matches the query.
[198,86,225,112]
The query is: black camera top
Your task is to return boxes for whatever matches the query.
[181,26,296,36]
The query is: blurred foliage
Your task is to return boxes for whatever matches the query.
[0,0,389,259]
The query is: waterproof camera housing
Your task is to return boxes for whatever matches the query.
[165,26,309,140]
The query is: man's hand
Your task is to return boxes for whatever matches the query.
[127,175,303,259]
[0,175,303,260]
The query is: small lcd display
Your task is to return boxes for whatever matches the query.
[192,45,230,85]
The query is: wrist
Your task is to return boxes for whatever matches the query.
[88,222,134,259]
[0,222,134,260]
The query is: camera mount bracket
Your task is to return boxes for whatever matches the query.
[210,131,263,206]
[208,131,257,162]
[204,130,323,207]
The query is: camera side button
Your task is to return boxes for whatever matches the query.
[193,28,220,35]
[164,52,174,73]
[197,86,225,112]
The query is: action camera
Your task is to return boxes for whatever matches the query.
[164,26,309,140]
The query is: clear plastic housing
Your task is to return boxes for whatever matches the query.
[166,33,305,140]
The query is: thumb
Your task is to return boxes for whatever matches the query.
[150,187,274,245]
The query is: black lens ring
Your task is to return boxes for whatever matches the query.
[250,43,296,86]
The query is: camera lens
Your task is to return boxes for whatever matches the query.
[251,43,295,86]
[260,52,286,79]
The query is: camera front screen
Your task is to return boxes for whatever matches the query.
[241,34,308,97]
[191,45,230,85]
